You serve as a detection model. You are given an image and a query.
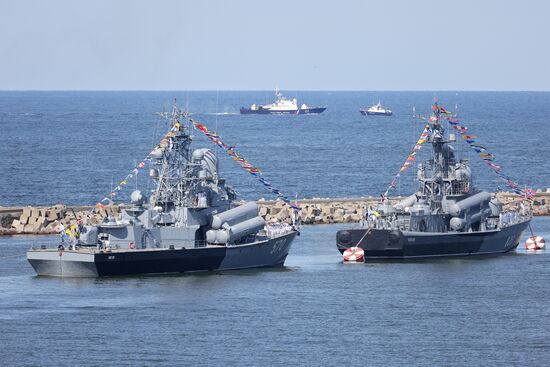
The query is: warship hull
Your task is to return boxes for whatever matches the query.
[240,107,326,115]
[27,231,297,277]
[336,220,530,259]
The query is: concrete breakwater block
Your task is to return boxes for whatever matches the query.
[257,199,369,225]
[2,204,122,235]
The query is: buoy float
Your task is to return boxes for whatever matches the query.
[525,236,545,250]
[343,246,364,262]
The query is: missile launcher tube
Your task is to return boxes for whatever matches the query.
[206,216,265,244]
[211,202,259,230]
[448,191,492,217]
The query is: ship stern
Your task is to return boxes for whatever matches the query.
[27,250,99,277]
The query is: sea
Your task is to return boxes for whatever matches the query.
[1,91,550,366]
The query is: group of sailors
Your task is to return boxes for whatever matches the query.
[58,221,83,250]
[265,222,293,238]
[499,211,520,227]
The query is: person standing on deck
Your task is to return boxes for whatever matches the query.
[58,223,66,249]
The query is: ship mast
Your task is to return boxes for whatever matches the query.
[420,103,465,202]
[150,104,194,208]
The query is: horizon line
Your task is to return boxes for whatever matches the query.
[1,89,549,93]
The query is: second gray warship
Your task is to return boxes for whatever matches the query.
[337,104,531,259]
[27,105,298,277]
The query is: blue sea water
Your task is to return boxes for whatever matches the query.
[1,91,550,366]
[1,91,549,206]
[1,218,550,366]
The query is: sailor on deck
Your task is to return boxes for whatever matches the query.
[65,222,81,250]
[58,223,66,249]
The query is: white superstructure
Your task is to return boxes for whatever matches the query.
[366,101,392,115]
[242,88,326,114]
[360,101,392,116]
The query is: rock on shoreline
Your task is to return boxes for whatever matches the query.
[1,192,549,236]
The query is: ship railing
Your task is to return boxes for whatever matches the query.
[160,240,209,249]
[31,239,211,250]
[31,243,58,251]
[485,217,500,230]
[194,240,208,248]
[366,216,408,230]
[30,240,100,251]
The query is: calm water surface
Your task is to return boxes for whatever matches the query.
[1,217,549,366]
[1,91,549,206]
[1,91,550,365]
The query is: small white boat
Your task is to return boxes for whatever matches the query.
[360,101,392,116]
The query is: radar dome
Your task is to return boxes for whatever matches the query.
[131,190,145,206]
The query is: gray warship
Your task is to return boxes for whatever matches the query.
[336,104,532,259]
[27,106,298,277]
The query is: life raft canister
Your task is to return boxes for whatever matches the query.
[343,246,364,262]
[525,236,545,250]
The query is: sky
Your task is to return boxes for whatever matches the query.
[0,0,549,91]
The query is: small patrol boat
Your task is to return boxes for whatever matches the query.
[240,88,326,115]
[27,105,299,277]
[337,103,532,259]
[360,101,392,116]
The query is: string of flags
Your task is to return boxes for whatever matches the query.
[435,104,535,200]
[92,104,531,214]
[93,116,300,213]
[95,126,176,209]
[187,117,301,212]
[382,124,432,200]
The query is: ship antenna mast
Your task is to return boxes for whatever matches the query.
[150,102,193,208]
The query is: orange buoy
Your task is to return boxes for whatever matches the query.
[343,247,364,262]
[525,236,545,250]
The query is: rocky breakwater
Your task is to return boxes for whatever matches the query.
[259,191,550,224]
[496,191,550,216]
[0,205,120,235]
[258,197,393,225]
[1,191,549,235]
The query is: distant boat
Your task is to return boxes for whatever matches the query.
[360,101,392,116]
[240,88,326,115]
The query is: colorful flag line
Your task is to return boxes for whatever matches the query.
[95,127,176,208]
[382,124,432,200]
[187,117,301,212]
[440,106,535,200]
